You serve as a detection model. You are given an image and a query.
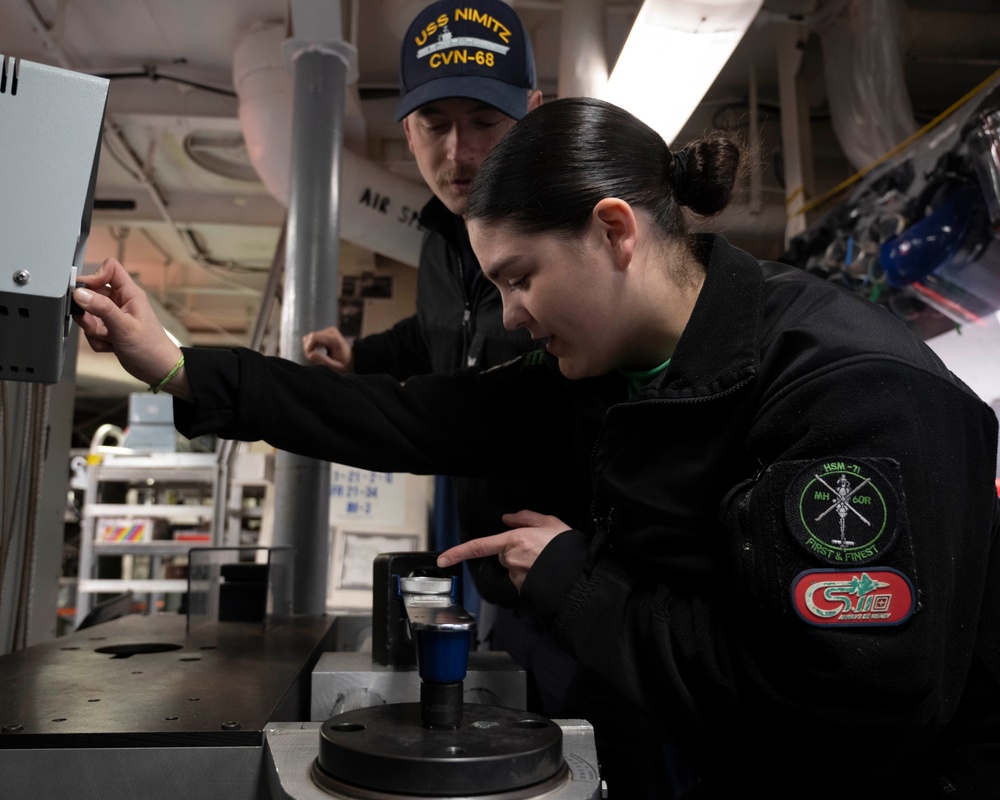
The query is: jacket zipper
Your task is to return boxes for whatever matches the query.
[455,249,476,368]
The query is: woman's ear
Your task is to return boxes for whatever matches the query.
[592,198,637,271]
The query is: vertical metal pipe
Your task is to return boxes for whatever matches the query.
[272,47,345,614]
[557,0,608,99]
[777,24,808,245]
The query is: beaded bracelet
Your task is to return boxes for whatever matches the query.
[150,354,185,395]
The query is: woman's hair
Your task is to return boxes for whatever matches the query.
[465,96,743,241]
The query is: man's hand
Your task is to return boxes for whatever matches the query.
[302,326,354,373]
[437,510,569,591]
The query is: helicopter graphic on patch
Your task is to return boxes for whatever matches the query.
[784,458,899,565]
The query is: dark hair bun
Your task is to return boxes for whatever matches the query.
[674,136,742,217]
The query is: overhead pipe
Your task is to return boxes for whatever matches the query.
[556,0,608,99]
[443,0,628,103]
[815,0,917,171]
[234,21,431,268]
[776,21,811,245]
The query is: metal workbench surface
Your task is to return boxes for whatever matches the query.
[0,613,338,749]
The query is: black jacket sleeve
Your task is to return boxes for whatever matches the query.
[174,345,574,479]
[351,313,433,381]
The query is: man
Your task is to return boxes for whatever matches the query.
[304,0,542,382]
[302,0,580,702]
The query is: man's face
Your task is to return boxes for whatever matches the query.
[403,97,518,217]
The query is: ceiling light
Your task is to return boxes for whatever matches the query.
[605,0,763,146]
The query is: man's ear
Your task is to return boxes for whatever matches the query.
[527,89,543,113]
[402,115,416,155]
[592,198,637,271]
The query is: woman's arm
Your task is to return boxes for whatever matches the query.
[73,258,192,401]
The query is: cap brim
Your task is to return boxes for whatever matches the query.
[394,76,529,122]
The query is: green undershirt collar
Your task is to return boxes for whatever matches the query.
[620,359,671,398]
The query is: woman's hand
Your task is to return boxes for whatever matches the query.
[437,509,569,591]
[72,258,191,400]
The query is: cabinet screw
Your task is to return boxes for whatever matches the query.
[13,270,30,286]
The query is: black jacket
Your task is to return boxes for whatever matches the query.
[176,234,1000,797]
[350,196,533,378]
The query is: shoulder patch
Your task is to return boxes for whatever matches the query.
[784,458,898,565]
[791,568,915,627]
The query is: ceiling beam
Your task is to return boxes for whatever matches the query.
[93,189,285,227]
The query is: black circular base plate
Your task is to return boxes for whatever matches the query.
[315,703,564,796]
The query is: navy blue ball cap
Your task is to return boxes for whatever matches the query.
[394,0,537,122]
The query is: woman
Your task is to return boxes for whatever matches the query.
[74,97,1000,798]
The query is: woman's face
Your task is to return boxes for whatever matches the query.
[468,219,628,380]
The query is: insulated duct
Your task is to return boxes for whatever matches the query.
[816,0,917,171]
[233,22,431,268]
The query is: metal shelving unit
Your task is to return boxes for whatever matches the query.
[74,452,221,629]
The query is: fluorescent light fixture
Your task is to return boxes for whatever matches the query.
[606,0,763,146]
